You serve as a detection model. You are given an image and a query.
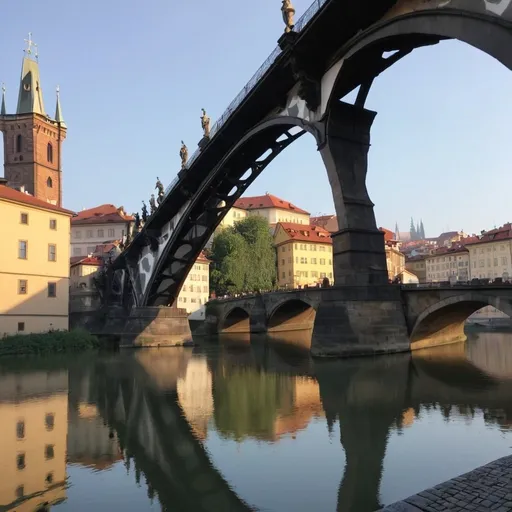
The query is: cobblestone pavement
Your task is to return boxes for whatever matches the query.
[381,456,512,512]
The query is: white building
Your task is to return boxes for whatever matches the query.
[426,245,470,283]
[177,252,210,313]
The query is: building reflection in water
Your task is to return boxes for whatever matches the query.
[0,368,68,511]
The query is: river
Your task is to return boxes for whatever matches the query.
[1,331,512,511]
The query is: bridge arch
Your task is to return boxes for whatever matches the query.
[326,8,512,111]
[267,298,317,332]
[410,292,512,349]
[220,306,251,334]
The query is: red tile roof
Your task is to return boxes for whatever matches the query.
[428,244,468,257]
[0,183,74,215]
[70,256,103,267]
[234,194,309,215]
[464,225,512,245]
[196,251,211,263]
[276,222,332,244]
[379,227,395,242]
[72,204,134,225]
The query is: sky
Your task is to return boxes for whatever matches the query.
[1,0,511,238]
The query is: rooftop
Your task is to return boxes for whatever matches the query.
[70,256,103,267]
[72,204,134,225]
[234,193,309,215]
[0,180,74,215]
[464,224,512,246]
[276,222,332,244]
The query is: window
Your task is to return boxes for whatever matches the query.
[311,258,317,264]
[16,421,25,439]
[73,247,81,256]
[202,275,207,282]
[494,258,498,267]
[203,286,208,293]
[18,280,27,295]
[45,445,54,460]
[281,247,285,253]
[45,472,53,485]
[49,219,57,230]
[281,259,285,265]
[320,258,326,265]
[46,176,53,188]
[108,229,115,237]
[48,244,56,262]
[17,322,25,332]
[18,240,27,259]
[45,413,55,431]
[15,485,24,499]
[282,272,285,278]
[74,231,82,239]
[87,246,95,254]
[47,282,57,298]
[86,229,93,238]
[47,143,53,163]
[20,212,28,224]
[191,298,197,303]
[17,453,25,470]
[16,134,22,153]
[97,229,104,237]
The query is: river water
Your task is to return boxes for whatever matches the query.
[2,331,512,512]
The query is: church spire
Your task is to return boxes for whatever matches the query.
[55,85,66,127]
[1,83,6,116]
[16,33,45,115]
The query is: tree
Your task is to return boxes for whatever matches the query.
[210,216,276,296]
[410,217,417,241]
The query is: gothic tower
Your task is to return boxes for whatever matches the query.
[0,34,66,206]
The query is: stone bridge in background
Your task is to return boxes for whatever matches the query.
[203,285,512,356]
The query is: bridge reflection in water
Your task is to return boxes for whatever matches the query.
[88,332,512,512]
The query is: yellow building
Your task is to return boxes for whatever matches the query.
[465,225,512,281]
[177,252,211,313]
[405,255,427,283]
[218,205,247,229]
[235,193,310,227]
[0,374,68,511]
[426,245,470,283]
[274,222,333,288]
[70,256,103,290]
[0,180,73,335]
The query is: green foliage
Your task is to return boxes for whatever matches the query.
[210,216,276,295]
[0,328,100,358]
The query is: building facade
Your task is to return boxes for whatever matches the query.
[311,215,338,233]
[405,255,427,283]
[0,181,73,335]
[176,252,210,313]
[218,205,247,229]
[466,225,512,280]
[274,223,333,288]
[0,37,66,207]
[70,257,102,290]
[71,204,134,258]
[235,193,310,227]
[426,245,470,283]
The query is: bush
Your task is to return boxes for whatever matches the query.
[0,328,100,357]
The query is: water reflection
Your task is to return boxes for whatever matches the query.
[1,332,512,511]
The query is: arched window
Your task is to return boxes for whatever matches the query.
[47,177,53,188]
[16,134,22,153]
[47,143,53,163]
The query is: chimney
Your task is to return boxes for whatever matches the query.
[0,178,7,186]
[19,185,25,193]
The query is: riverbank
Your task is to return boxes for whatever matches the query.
[382,455,512,511]
[0,329,100,357]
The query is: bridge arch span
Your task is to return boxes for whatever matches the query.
[410,292,512,350]
[267,298,317,332]
[141,116,323,307]
[327,8,512,111]
[220,306,251,334]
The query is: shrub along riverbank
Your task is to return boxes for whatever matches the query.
[0,329,101,357]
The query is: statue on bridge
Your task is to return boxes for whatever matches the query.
[134,211,141,231]
[155,177,165,205]
[180,141,188,169]
[141,201,148,223]
[281,0,295,33]
[149,194,157,215]
[200,108,211,138]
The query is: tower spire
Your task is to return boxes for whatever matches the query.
[1,83,6,116]
[55,85,66,127]
[17,32,45,115]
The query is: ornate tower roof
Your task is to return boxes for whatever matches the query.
[0,83,5,116]
[16,33,45,115]
[55,85,66,127]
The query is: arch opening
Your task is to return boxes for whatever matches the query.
[221,307,250,334]
[268,299,316,332]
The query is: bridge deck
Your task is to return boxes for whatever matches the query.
[383,456,512,512]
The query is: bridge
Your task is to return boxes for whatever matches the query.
[102,0,512,356]
[203,285,512,356]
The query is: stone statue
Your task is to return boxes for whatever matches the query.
[200,108,211,138]
[180,141,188,169]
[281,0,295,33]
[141,201,148,223]
[149,194,157,214]
[134,212,141,231]
[155,176,165,205]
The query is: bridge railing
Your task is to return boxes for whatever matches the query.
[164,0,331,198]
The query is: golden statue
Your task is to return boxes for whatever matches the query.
[179,140,188,169]
[281,0,295,33]
[201,108,211,138]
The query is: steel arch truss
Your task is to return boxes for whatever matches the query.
[141,123,306,307]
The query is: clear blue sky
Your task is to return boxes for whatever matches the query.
[1,0,511,238]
